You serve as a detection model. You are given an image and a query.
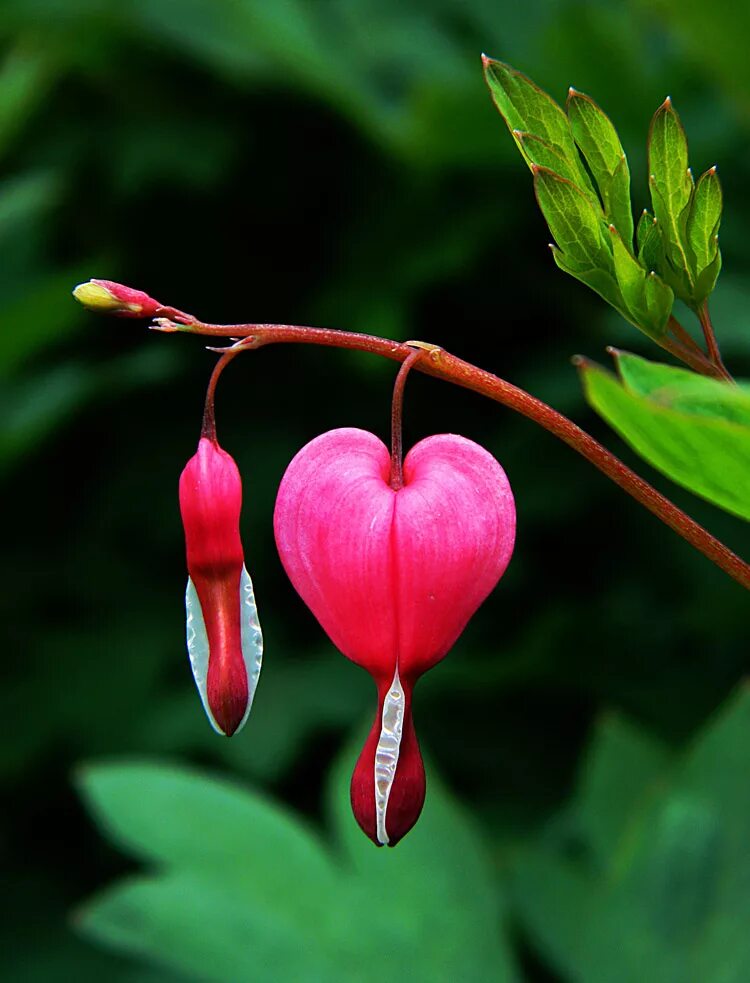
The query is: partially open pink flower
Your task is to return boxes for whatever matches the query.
[179,437,262,736]
[274,428,515,845]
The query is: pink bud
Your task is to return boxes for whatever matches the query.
[274,428,515,844]
[179,438,262,736]
[73,279,163,318]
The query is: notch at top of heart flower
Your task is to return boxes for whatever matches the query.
[274,349,516,845]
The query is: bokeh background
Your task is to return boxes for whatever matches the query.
[2,1,749,980]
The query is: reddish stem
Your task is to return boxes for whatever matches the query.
[659,317,726,379]
[390,349,424,490]
[697,302,733,382]
[165,317,750,591]
[201,347,242,441]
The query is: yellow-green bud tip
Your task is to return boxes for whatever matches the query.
[72,281,141,314]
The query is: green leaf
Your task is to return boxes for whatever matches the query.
[514,131,582,186]
[509,849,594,982]
[687,167,722,269]
[483,57,593,194]
[76,761,336,910]
[602,154,634,249]
[574,713,672,875]
[579,351,750,520]
[610,226,672,338]
[687,167,722,305]
[642,271,674,336]
[636,209,664,272]
[76,757,519,983]
[511,687,750,983]
[567,88,633,244]
[647,98,695,299]
[694,248,722,304]
[533,166,608,268]
[551,246,626,315]
[78,872,332,983]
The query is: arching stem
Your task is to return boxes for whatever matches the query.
[200,346,244,442]
[390,349,424,490]
[152,315,750,591]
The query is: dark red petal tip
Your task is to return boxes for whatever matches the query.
[350,699,426,847]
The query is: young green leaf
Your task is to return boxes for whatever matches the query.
[483,57,594,194]
[610,227,645,314]
[647,98,695,297]
[579,352,750,520]
[567,89,634,244]
[609,227,672,338]
[687,167,721,266]
[514,131,582,187]
[532,165,607,268]
[687,166,722,305]
[551,246,626,316]
[636,209,664,272]
[694,249,722,304]
[603,155,634,248]
[643,272,674,334]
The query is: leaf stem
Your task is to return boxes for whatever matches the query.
[697,301,733,381]
[661,316,728,379]
[158,314,750,591]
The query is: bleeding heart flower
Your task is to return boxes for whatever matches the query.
[274,427,515,845]
[179,437,263,736]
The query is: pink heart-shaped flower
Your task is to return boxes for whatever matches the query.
[274,427,515,845]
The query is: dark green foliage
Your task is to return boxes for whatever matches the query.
[511,689,750,982]
[75,755,518,982]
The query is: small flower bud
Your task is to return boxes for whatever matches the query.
[72,279,162,318]
[179,437,263,736]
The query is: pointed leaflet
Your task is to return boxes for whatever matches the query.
[648,98,695,300]
[514,131,582,186]
[636,209,664,272]
[579,351,750,520]
[605,155,635,250]
[610,225,672,339]
[483,57,594,196]
[567,88,634,245]
[551,246,626,316]
[534,166,628,316]
[533,166,608,268]
[687,166,722,303]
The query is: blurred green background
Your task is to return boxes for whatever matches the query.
[2,1,749,980]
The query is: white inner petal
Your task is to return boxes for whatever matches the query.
[236,565,264,733]
[374,667,405,846]
[184,566,263,736]
[185,576,223,735]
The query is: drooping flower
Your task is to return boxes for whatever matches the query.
[274,427,515,845]
[179,437,263,736]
